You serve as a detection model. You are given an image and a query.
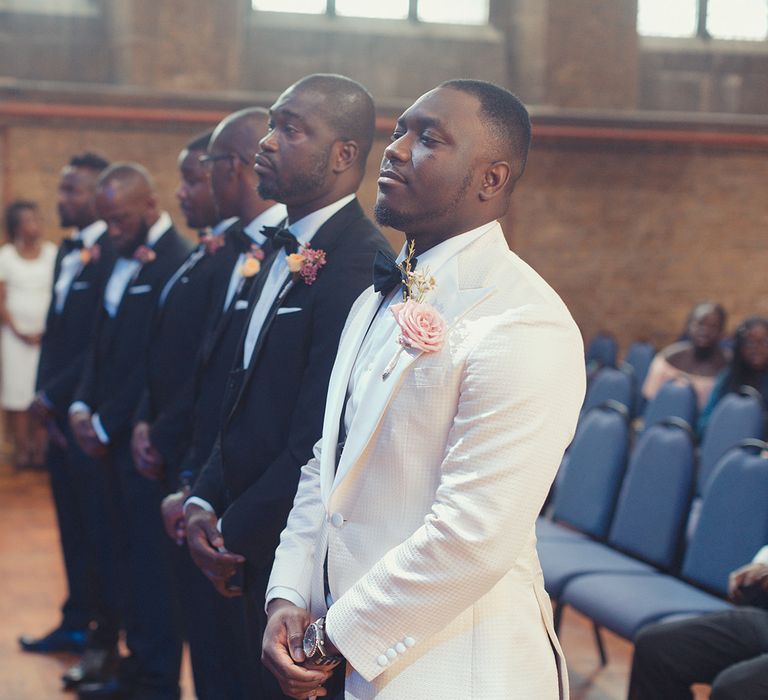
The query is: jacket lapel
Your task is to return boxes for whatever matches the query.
[328,226,506,500]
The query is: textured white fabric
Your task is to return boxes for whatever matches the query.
[267,223,585,699]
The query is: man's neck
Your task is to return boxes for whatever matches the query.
[286,188,354,224]
[239,197,273,225]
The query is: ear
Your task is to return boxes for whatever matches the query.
[331,140,360,174]
[479,161,512,201]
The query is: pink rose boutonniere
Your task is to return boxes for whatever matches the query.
[79,243,101,265]
[201,232,226,256]
[133,245,156,264]
[382,241,445,379]
[239,245,265,278]
[286,244,326,285]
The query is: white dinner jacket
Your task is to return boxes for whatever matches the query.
[267,222,586,699]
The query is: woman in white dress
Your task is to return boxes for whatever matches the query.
[0,201,56,468]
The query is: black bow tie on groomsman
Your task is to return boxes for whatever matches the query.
[61,238,85,254]
[261,223,299,256]
[372,250,416,296]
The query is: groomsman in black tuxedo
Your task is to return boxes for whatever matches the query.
[20,153,114,659]
[185,74,392,698]
[69,163,190,700]
[144,113,283,700]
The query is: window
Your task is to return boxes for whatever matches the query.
[252,0,489,25]
[638,0,768,41]
[0,0,98,14]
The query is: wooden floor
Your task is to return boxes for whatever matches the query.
[0,462,640,700]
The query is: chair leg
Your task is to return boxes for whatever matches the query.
[592,622,608,666]
[553,601,563,635]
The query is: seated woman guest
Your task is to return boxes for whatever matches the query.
[0,200,56,468]
[642,302,729,411]
[698,316,768,435]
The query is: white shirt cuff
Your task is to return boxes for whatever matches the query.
[69,401,91,416]
[753,546,768,566]
[265,586,308,614]
[184,496,217,515]
[91,413,109,444]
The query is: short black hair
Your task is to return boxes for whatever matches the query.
[186,129,213,152]
[69,152,110,173]
[4,199,37,242]
[293,74,376,169]
[440,79,532,186]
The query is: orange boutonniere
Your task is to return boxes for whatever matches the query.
[133,245,156,264]
[201,232,226,256]
[239,245,265,278]
[287,244,326,285]
[79,243,102,265]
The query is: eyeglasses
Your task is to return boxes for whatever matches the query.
[198,152,251,168]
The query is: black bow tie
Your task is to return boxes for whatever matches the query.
[61,238,84,254]
[261,224,299,256]
[229,228,258,254]
[373,250,416,296]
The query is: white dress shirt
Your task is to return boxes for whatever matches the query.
[69,211,172,444]
[223,204,287,312]
[185,195,355,518]
[53,220,107,313]
[267,221,496,611]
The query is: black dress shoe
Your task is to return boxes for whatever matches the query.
[77,676,131,699]
[18,626,88,653]
[63,647,119,689]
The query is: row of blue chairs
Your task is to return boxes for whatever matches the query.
[538,401,768,663]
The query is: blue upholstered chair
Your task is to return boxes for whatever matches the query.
[582,366,634,415]
[639,379,697,439]
[622,341,656,416]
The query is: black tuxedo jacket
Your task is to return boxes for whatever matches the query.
[192,198,392,567]
[36,230,116,415]
[73,226,191,445]
[134,222,242,469]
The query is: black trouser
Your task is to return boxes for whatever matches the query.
[111,444,183,699]
[171,540,257,700]
[629,608,768,700]
[48,423,121,644]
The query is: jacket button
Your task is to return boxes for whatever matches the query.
[404,637,415,647]
[386,648,397,660]
[330,512,344,528]
[376,654,389,667]
[395,642,406,654]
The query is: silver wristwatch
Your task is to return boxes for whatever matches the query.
[302,617,342,666]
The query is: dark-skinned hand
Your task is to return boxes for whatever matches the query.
[69,410,107,459]
[131,421,164,480]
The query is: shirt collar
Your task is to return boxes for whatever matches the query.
[146,211,172,248]
[243,203,289,244]
[395,220,497,275]
[77,220,107,247]
[212,216,239,236]
[287,194,355,245]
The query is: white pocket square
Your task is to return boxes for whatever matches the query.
[234,299,249,311]
[277,307,302,316]
[71,281,90,291]
[127,284,152,295]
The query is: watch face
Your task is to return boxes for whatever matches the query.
[303,623,319,658]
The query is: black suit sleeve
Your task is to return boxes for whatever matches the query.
[148,375,196,470]
[191,435,229,513]
[219,247,375,565]
[42,353,92,414]
[71,320,101,410]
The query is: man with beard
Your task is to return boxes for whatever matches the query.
[262,80,585,700]
[184,75,391,699]
[69,163,190,700]
[20,153,115,664]
[156,110,285,700]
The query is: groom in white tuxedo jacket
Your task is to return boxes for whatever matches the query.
[263,80,586,700]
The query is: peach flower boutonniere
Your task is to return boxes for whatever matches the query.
[201,232,226,256]
[133,245,156,265]
[287,244,326,285]
[239,245,265,278]
[79,243,101,265]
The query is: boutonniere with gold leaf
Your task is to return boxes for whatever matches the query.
[239,245,265,278]
[383,241,446,379]
[79,243,101,266]
[286,244,326,285]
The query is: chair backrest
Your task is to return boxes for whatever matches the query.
[640,379,698,438]
[698,387,766,496]
[551,404,629,538]
[586,332,618,372]
[582,366,634,415]
[623,341,656,391]
[607,419,696,570]
[682,441,768,595]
